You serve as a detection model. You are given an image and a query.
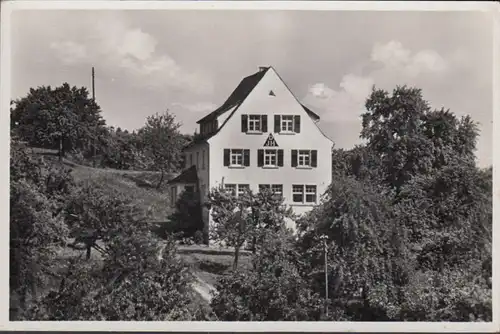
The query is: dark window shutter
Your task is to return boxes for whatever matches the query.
[311,150,317,167]
[294,115,301,133]
[274,115,280,133]
[291,149,298,167]
[243,149,250,167]
[223,149,230,166]
[277,149,284,167]
[241,115,248,133]
[261,115,268,133]
[257,149,264,167]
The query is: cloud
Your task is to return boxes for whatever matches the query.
[371,40,448,77]
[49,14,213,96]
[302,41,452,126]
[303,75,374,123]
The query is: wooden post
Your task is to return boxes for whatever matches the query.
[91,67,96,168]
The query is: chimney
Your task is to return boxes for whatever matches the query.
[259,66,268,72]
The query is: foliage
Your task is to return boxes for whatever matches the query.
[10,142,71,317]
[210,229,324,321]
[140,111,185,188]
[361,86,479,191]
[11,83,105,159]
[165,188,204,240]
[207,187,292,270]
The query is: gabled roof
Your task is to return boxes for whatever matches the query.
[185,66,321,150]
[167,165,198,185]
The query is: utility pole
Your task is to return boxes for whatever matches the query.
[320,235,329,318]
[91,67,96,168]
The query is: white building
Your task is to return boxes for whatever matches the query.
[168,66,333,240]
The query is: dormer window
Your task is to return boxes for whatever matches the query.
[241,114,268,134]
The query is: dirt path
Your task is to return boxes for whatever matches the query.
[157,242,216,303]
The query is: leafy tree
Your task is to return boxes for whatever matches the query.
[139,111,184,188]
[11,83,105,161]
[361,86,479,191]
[10,142,71,318]
[210,228,324,321]
[165,187,203,239]
[207,187,292,270]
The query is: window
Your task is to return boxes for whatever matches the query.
[264,149,277,167]
[281,115,294,132]
[292,185,304,203]
[225,184,236,195]
[259,184,283,196]
[291,149,317,168]
[292,185,317,204]
[189,154,193,166]
[224,184,249,197]
[248,115,261,132]
[231,149,243,166]
[238,184,250,197]
[241,115,268,133]
[196,152,200,167]
[274,115,301,134]
[257,149,284,167]
[202,150,206,170]
[224,149,250,167]
[305,185,317,203]
[185,185,195,193]
[298,150,311,167]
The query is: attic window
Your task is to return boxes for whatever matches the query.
[269,90,275,96]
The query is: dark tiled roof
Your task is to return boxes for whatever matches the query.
[197,67,270,124]
[167,165,198,185]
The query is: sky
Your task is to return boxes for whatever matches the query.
[10,9,494,167]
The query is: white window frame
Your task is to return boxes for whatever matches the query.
[258,184,283,196]
[248,115,262,133]
[264,149,278,167]
[230,149,244,167]
[281,115,294,133]
[292,184,317,204]
[237,184,250,197]
[225,184,237,195]
[292,184,304,203]
[298,150,311,167]
[305,185,317,203]
[271,184,283,196]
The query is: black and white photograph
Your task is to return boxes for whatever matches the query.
[2,0,498,331]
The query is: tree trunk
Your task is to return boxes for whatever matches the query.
[58,137,63,162]
[233,247,240,271]
[156,169,165,189]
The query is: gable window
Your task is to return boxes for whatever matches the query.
[241,115,268,133]
[259,184,283,196]
[291,149,317,168]
[281,115,294,132]
[274,115,301,134]
[292,184,317,204]
[257,149,284,168]
[224,149,250,167]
